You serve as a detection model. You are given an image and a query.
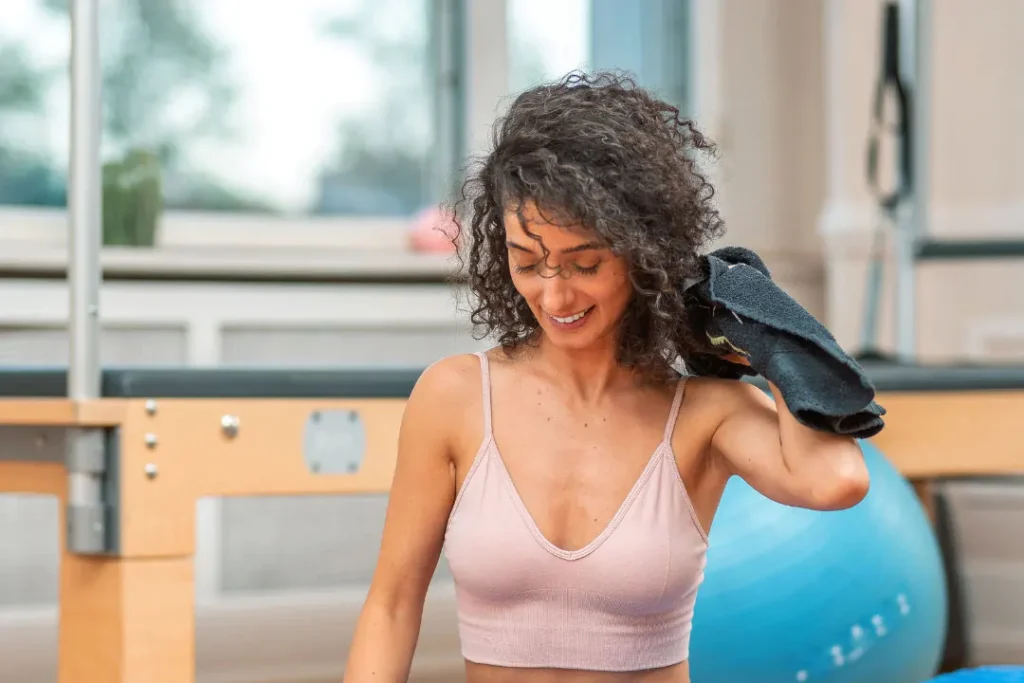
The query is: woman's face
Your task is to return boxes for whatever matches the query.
[504,201,633,352]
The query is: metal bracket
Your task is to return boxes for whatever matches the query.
[0,426,67,465]
[303,409,366,475]
[65,427,120,555]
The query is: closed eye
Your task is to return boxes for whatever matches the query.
[513,261,601,275]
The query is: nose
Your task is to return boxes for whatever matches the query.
[539,272,575,314]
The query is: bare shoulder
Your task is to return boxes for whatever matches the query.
[413,352,482,397]
[408,353,483,416]
[403,352,487,453]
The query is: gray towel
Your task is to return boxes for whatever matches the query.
[683,246,886,438]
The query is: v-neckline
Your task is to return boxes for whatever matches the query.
[486,437,670,561]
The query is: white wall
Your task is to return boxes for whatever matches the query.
[816,0,1024,362]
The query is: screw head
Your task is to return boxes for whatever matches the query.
[144,433,158,448]
[144,463,158,479]
[145,399,158,415]
[220,414,240,438]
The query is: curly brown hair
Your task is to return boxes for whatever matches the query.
[450,70,725,384]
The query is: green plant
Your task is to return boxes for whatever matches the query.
[102,148,162,247]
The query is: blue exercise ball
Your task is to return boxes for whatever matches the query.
[689,440,948,683]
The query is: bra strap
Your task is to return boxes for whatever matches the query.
[663,377,687,442]
[475,352,493,435]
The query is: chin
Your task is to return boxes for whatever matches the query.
[538,318,614,352]
[544,332,601,351]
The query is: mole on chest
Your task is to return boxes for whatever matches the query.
[513,405,632,451]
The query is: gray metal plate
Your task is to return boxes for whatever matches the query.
[302,409,366,475]
[0,426,67,464]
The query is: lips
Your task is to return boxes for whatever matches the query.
[545,306,594,330]
[549,307,591,323]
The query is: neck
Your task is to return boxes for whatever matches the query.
[535,333,630,401]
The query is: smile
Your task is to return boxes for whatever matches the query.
[546,306,594,326]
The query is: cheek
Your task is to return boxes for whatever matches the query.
[510,273,537,302]
[590,271,632,310]
[509,269,631,314]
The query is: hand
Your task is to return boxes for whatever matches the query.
[721,352,751,367]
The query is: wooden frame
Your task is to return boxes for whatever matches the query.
[0,396,405,683]
[0,388,1021,682]
[871,390,1024,478]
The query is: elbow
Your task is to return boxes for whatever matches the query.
[810,443,871,510]
[815,470,870,510]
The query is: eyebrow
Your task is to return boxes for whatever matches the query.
[505,240,603,255]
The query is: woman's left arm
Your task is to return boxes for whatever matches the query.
[707,377,870,511]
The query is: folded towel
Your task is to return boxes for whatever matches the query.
[682,246,886,439]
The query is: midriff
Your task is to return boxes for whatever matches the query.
[464,659,689,683]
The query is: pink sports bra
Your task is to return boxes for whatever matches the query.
[443,352,709,672]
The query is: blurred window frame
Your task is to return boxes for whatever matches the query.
[0,0,475,280]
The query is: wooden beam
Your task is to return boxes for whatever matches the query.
[0,398,126,427]
[871,390,1024,478]
[0,461,66,496]
[58,553,194,683]
[1,391,1021,503]
[0,460,195,683]
[114,397,405,556]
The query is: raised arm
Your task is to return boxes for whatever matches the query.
[343,357,468,681]
[705,377,870,511]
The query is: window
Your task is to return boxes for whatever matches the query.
[507,0,591,94]
[0,0,694,260]
[0,0,460,251]
[507,0,692,114]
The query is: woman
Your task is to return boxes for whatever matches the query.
[344,72,870,683]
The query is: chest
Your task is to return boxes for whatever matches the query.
[444,447,707,614]
[487,397,670,553]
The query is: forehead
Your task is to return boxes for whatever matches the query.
[503,202,600,251]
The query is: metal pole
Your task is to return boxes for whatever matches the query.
[430,0,464,203]
[68,0,103,400]
[907,0,931,246]
[464,0,509,158]
[894,0,930,363]
[66,0,108,555]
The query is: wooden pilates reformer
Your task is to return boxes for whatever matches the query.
[0,365,1023,682]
